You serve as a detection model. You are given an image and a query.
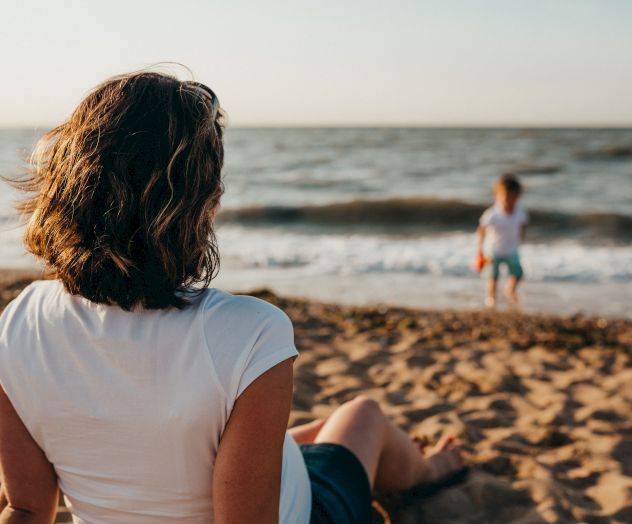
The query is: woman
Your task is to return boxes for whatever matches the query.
[0,71,464,524]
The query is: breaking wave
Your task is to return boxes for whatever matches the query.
[218,197,632,243]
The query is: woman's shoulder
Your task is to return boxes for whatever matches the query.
[202,288,291,328]
[6,278,59,300]
[0,279,59,322]
[0,280,55,357]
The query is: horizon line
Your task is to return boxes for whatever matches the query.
[2,123,632,130]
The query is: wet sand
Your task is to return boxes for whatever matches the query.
[214,268,632,320]
[0,271,630,523]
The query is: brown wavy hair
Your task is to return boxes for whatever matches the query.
[15,71,225,310]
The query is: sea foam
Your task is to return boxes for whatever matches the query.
[218,226,632,284]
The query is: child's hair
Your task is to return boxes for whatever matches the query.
[15,71,225,310]
[495,174,522,195]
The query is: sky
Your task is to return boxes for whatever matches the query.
[1,0,631,127]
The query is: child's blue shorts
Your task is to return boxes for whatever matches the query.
[488,253,523,280]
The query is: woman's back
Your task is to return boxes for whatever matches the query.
[0,280,310,523]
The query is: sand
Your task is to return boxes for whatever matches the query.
[260,290,632,524]
[0,271,630,523]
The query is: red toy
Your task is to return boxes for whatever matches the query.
[472,254,488,273]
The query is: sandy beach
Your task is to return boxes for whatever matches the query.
[1,271,630,524]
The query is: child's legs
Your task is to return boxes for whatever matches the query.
[312,396,461,491]
[485,257,501,304]
[506,277,519,295]
[486,278,498,301]
[505,254,523,297]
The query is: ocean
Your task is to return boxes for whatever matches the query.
[1,127,631,316]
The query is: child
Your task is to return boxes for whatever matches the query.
[476,174,528,308]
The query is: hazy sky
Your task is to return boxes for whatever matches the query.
[1,0,631,126]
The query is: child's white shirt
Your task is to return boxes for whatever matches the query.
[479,203,528,257]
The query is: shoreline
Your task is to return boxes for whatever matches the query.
[2,267,631,321]
[214,268,632,320]
[1,271,631,522]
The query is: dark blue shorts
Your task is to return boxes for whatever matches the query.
[300,443,372,524]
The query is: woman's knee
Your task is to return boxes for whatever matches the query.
[344,395,383,422]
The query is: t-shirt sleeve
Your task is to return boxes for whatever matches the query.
[203,294,298,404]
[0,285,44,447]
[479,207,494,227]
[234,306,297,398]
[519,207,529,225]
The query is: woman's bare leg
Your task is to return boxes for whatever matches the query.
[313,396,464,491]
[288,418,326,444]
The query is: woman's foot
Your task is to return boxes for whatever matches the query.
[412,435,428,453]
[424,435,466,484]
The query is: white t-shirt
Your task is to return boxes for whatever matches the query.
[479,203,529,257]
[0,280,311,524]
